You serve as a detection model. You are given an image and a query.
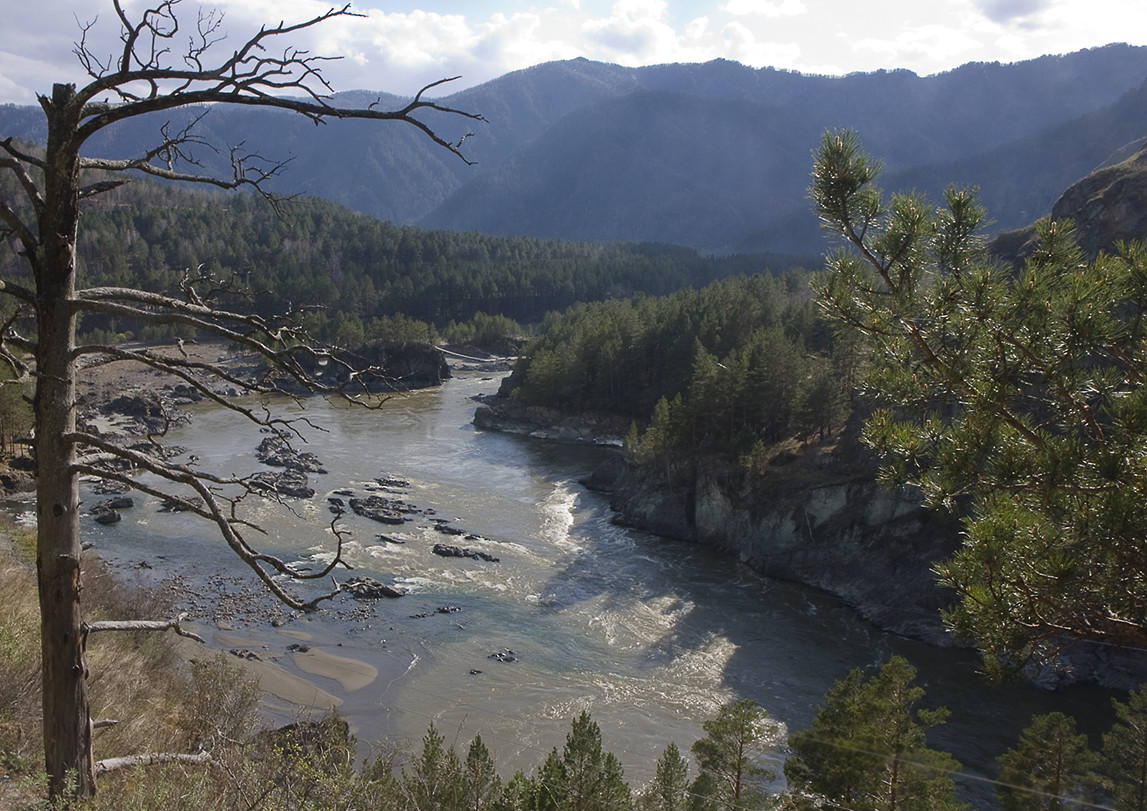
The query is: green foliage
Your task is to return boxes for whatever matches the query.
[0,175,786,346]
[639,743,690,811]
[515,272,843,460]
[995,712,1097,810]
[784,656,967,811]
[444,312,523,350]
[560,711,633,811]
[1098,685,1147,811]
[812,129,1147,665]
[689,699,774,811]
[403,722,465,811]
[464,734,503,811]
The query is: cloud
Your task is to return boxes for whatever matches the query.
[721,0,808,18]
[972,0,1056,23]
[721,22,800,67]
[852,23,983,65]
[685,16,709,39]
[582,0,680,63]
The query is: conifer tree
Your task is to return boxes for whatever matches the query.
[404,723,465,811]
[995,712,1097,811]
[559,711,632,811]
[784,657,967,811]
[464,734,503,811]
[535,748,566,811]
[641,743,690,811]
[1099,685,1147,811]
[690,699,774,810]
[812,129,1147,665]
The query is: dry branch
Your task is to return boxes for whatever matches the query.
[84,613,206,643]
[95,749,211,774]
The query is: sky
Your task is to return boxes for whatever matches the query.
[1,0,1145,104]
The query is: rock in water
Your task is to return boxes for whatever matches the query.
[432,543,499,563]
[342,577,407,599]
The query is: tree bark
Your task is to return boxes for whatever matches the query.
[35,82,94,799]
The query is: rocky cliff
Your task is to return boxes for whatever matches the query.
[990,139,1147,263]
[601,450,963,646]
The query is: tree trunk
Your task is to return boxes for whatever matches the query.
[35,82,94,799]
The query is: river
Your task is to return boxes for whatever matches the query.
[36,373,1119,803]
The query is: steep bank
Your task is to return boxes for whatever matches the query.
[475,397,1147,688]
[474,395,959,643]
[597,445,962,647]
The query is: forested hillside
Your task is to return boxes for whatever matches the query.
[3,45,1146,254]
[0,176,800,343]
[510,272,845,456]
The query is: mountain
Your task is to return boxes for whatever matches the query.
[3,44,1147,253]
[989,140,1147,264]
[743,76,1147,255]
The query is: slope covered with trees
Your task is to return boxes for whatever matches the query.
[0,174,799,346]
[510,271,845,456]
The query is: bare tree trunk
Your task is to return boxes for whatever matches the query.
[35,82,94,799]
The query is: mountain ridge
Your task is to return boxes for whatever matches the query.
[4,44,1147,254]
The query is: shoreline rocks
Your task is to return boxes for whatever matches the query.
[472,394,627,447]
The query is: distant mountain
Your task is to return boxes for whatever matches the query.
[989,141,1147,264]
[744,76,1147,256]
[3,44,1147,253]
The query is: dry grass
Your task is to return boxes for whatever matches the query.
[0,521,264,808]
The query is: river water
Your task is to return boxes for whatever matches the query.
[54,373,1119,802]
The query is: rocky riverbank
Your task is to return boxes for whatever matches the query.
[473,395,1147,689]
[472,393,629,446]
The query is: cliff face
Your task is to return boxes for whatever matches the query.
[607,457,962,646]
[990,140,1147,263]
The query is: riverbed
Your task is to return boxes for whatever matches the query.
[38,373,1120,802]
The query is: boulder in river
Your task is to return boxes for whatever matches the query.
[251,469,314,499]
[432,543,499,563]
[256,436,327,474]
[342,577,407,599]
[349,495,413,524]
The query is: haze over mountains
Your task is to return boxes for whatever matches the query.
[4,43,1147,256]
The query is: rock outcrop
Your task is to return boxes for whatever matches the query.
[276,341,450,394]
[990,140,1147,264]
[604,454,962,646]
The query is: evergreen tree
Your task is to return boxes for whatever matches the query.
[560,711,632,811]
[995,712,1097,811]
[1099,684,1147,811]
[640,743,690,811]
[812,128,1147,664]
[497,771,540,811]
[464,734,503,811]
[784,657,967,811]
[690,699,774,811]
[535,747,566,811]
[404,723,465,811]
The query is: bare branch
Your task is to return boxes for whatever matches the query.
[0,200,38,259]
[0,138,46,170]
[95,750,210,775]
[0,157,45,213]
[84,612,206,643]
[78,179,131,200]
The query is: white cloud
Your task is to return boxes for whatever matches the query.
[721,22,800,67]
[721,0,808,18]
[853,23,983,65]
[685,16,709,39]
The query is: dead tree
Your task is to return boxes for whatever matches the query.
[0,0,483,799]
